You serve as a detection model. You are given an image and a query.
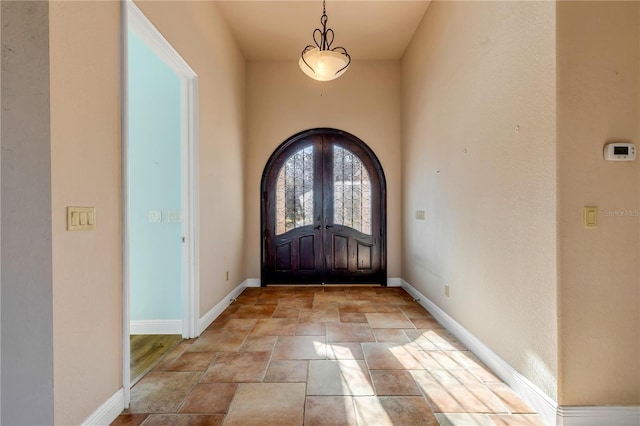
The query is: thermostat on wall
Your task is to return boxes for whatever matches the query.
[604,143,636,161]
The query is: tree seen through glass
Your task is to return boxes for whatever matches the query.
[275,146,314,235]
[274,145,371,235]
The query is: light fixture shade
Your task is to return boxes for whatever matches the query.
[299,47,350,81]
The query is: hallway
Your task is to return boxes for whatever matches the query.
[113,286,544,425]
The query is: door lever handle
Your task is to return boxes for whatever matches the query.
[325,225,333,229]
[314,225,321,230]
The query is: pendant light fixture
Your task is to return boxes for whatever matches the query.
[299,0,351,81]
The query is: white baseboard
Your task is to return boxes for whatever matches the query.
[129,320,182,335]
[199,280,251,334]
[387,277,402,287]
[85,281,254,424]
[400,280,640,426]
[400,279,558,424]
[81,387,124,426]
[557,406,640,426]
[245,278,261,287]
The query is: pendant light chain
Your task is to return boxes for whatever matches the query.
[317,0,332,51]
[320,0,329,50]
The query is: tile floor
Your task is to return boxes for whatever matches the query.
[112,286,545,426]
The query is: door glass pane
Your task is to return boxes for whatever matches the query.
[333,146,371,234]
[275,146,314,235]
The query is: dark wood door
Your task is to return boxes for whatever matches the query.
[261,129,386,286]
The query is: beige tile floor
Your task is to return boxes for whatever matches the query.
[112,286,545,426]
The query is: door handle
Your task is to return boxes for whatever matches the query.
[314,225,321,230]
[325,225,333,229]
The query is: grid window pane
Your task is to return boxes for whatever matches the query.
[275,146,314,235]
[333,146,371,234]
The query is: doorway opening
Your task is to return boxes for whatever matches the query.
[122,0,200,405]
[261,128,386,286]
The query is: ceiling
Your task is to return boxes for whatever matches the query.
[216,1,432,61]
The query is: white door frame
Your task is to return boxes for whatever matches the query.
[121,0,200,407]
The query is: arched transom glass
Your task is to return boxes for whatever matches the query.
[275,146,314,235]
[333,146,371,234]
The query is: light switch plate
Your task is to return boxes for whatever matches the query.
[167,210,181,223]
[149,210,162,223]
[584,206,598,228]
[416,210,426,220]
[67,207,95,231]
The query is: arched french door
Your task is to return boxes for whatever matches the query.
[261,128,386,286]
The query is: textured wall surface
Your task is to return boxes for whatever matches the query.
[245,61,402,280]
[49,1,122,423]
[401,1,558,400]
[557,0,640,405]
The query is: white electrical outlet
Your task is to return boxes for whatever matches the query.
[444,285,450,297]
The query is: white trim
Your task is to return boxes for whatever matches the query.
[120,0,131,409]
[557,406,640,426]
[123,0,200,411]
[400,279,640,426]
[126,0,200,342]
[86,279,249,425]
[179,66,199,339]
[199,280,251,334]
[126,1,196,78]
[245,278,261,288]
[400,279,558,425]
[183,76,199,339]
[80,388,125,426]
[386,277,402,287]
[130,320,182,335]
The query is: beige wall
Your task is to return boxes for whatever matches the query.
[557,1,640,405]
[135,1,247,316]
[245,61,402,280]
[49,2,122,424]
[49,1,246,423]
[37,2,640,424]
[401,1,558,400]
